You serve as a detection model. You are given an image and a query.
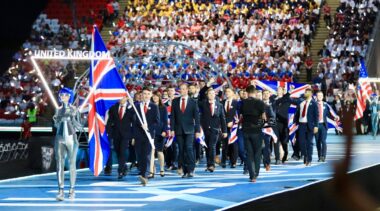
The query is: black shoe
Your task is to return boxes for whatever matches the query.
[291,154,300,161]
[182,174,188,178]
[321,156,326,162]
[104,168,112,176]
[275,160,280,165]
[117,173,124,180]
[221,163,226,168]
[318,157,321,162]
[188,172,194,178]
[243,169,248,175]
[147,173,154,179]
[231,164,236,168]
[130,163,137,170]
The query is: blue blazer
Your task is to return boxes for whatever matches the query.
[294,99,319,131]
[222,99,239,124]
[106,102,134,142]
[156,105,168,137]
[170,97,200,135]
[199,100,227,134]
[133,102,160,139]
[319,101,335,129]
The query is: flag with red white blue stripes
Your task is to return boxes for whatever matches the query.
[164,100,175,148]
[253,80,309,98]
[354,59,372,120]
[262,127,278,143]
[197,127,207,148]
[288,104,298,144]
[228,114,239,144]
[88,26,127,176]
[326,103,343,132]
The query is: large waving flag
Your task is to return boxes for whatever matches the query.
[354,59,372,120]
[212,83,226,93]
[254,80,286,94]
[254,80,309,98]
[88,26,126,176]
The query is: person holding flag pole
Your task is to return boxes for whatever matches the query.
[80,26,156,185]
[132,87,159,186]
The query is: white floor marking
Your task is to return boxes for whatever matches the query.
[0,203,146,207]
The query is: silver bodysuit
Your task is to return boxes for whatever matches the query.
[53,104,81,190]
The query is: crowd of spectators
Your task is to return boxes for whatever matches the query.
[313,0,379,93]
[0,0,122,125]
[107,0,323,85]
[0,14,85,125]
[1,0,379,129]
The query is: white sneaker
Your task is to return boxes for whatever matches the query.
[56,189,64,201]
[68,188,75,200]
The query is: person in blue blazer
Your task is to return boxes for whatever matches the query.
[133,87,160,186]
[314,91,339,162]
[170,83,200,178]
[294,88,319,166]
[199,88,227,172]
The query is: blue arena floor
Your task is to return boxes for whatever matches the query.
[0,135,379,210]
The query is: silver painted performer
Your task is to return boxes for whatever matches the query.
[53,87,82,201]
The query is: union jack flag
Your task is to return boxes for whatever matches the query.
[254,80,309,98]
[326,103,343,133]
[288,104,298,144]
[197,127,207,148]
[262,127,278,143]
[164,100,175,148]
[88,26,126,176]
[165,135,175,148]
[228,114,239,144]
[354,59,372,120]
[211,83,226,93]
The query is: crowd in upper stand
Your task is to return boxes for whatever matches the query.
[0,0,379,129]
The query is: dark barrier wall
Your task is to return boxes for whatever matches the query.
[230,164,380,211]
[0,132,92,180]
[0,134,55,180]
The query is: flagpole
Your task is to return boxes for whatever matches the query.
[126,92,155,150]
